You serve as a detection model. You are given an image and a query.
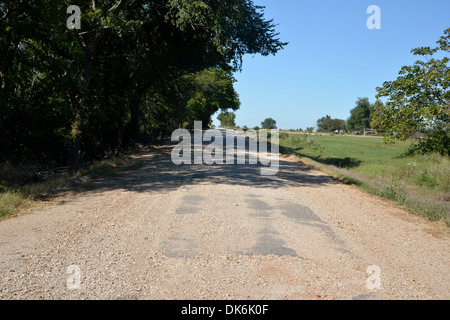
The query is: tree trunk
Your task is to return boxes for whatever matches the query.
[67,30,103,164]
[67,3,126,164]
[129,101,140,145]
[67,105,85,165]
[129,85,145,146]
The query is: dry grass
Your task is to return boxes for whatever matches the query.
[0,155,134,220]
[0,191,26,219]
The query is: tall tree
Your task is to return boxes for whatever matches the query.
[369,100,385,131]
[317,115,346,132]
[261,118,277,130]
[0,0,287,163]
[347,97,372,132]
[217,111,236,128]
[376,28,450,155]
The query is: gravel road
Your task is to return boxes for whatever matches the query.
[0,132,449,300]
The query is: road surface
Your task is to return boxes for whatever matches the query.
[0,130,449,299]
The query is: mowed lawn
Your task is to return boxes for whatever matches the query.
[279,133,450,225]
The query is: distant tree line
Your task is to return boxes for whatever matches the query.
[313,28,449,156]
[320,29,449,155]
[216,113,277,130]
[0,0,286,164]
[315,98,385,133]
[316,115,346,133]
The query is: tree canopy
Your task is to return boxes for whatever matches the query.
[376,28,450,155]
[316,115,346,132]
[261,118,277,130]
[369,100,385,131]
[217,111,236,128]
[347,97,372,132]
[0,0,287,164]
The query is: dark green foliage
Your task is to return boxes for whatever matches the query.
[376,28,450,156]
[0,0,286,164]
[217,111,237,128]
[261,118,277,129]
[347,98,372,132]
[316,115,346,132]
[405,122,450,156]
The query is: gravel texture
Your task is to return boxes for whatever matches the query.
[0,144,449,300]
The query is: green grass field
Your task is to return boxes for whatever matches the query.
[279,133,450,226]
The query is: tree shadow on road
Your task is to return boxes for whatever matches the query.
[55,141,342,198]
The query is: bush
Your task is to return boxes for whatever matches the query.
[406,123,450,156]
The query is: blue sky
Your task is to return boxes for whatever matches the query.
[213,0,450,130]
